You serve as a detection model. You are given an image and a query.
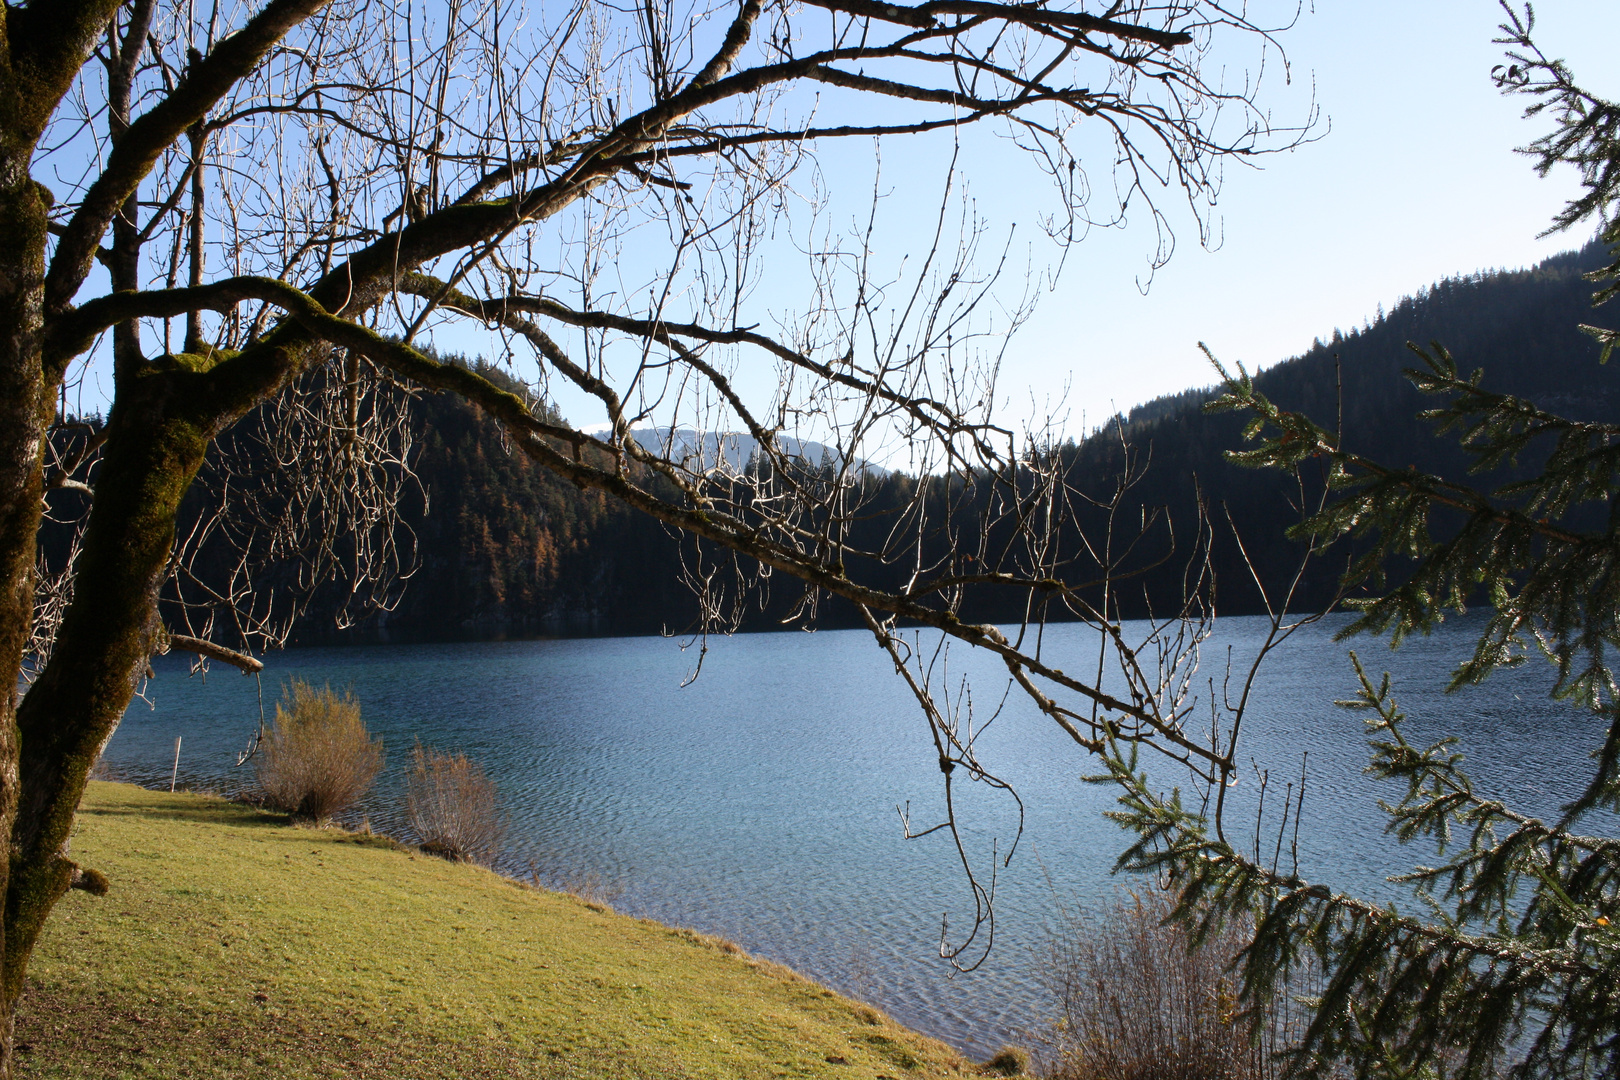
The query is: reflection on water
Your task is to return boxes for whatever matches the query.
[101,614,1605,1058]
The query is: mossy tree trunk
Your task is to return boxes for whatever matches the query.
[0,138,49,1080]
[9,380,214,993]
[0,5,318,1075]
[0,7,123,1073]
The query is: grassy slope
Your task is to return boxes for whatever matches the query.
[18,783,976,1080]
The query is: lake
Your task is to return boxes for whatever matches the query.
[99,613,1607,1059]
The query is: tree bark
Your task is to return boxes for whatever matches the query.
[9,374,215,1005]
[0,5,181,1073]
[0,165,48,1080]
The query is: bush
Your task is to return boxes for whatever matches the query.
[983,1044,1032,1076]
[1039,888,1310,1080]
[257,681,383,823]
[405,743,504,865]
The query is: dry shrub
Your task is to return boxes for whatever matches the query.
[984,1044,1033,1076]
[405,743,504,865]
[1040,887,1309,1080]
[257,680,383,823]
[669,926,747,956]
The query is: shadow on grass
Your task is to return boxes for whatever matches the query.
[15,979,674,1080]
[80,786,409,854]
[79,786,288,831]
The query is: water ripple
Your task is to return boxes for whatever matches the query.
[101,615,1606,1059]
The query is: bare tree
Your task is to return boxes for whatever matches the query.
[0,0,1310,1071]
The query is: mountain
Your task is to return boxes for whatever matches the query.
[313,238,1620,637]
[627,427,885,479]
[42,242,1614,644]
[1055,237,1620,616]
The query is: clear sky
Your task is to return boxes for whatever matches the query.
[549,0,1620,445]
[1004,0,1620,430]
[58,1,1620,440]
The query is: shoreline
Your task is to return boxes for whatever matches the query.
[19,781,1007,1079]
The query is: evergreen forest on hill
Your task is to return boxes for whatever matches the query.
[45,240,1618,643]
[244,238,1620,639]
[1055,237,1620,619]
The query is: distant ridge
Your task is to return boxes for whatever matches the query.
[629,426,886,478]
[90,239,1614,641]
[1111,239,1617,435]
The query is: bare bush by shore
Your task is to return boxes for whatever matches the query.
[257,681,383,823]
[1039,888,1312,1080]
[405,744,504,865]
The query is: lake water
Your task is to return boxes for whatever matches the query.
[99,614,1608,1060]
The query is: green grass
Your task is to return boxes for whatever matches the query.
[18,782,978,1080]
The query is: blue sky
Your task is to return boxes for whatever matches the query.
[555,0,1620,444]
[1001,0,1620,429]
[57,1,1620,440]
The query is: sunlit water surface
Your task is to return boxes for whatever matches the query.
[101,614,1606,1058]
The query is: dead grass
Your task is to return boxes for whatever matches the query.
[1038,888,1310,1080]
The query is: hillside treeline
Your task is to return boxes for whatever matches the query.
[367,239,1615,637]
[40,240,1618,643]
[1059,238,1619,617]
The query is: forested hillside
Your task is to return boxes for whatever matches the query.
[1061,237,1619,616]
[42,240,1605,644]
[297,239,1618,638]
[386,376,701,639]
[384,239,1615,636]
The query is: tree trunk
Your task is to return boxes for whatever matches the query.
[0,156,51,1080]
[5,371,214,1036]
[0,6,309,1073]
[1,11,106,1066]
